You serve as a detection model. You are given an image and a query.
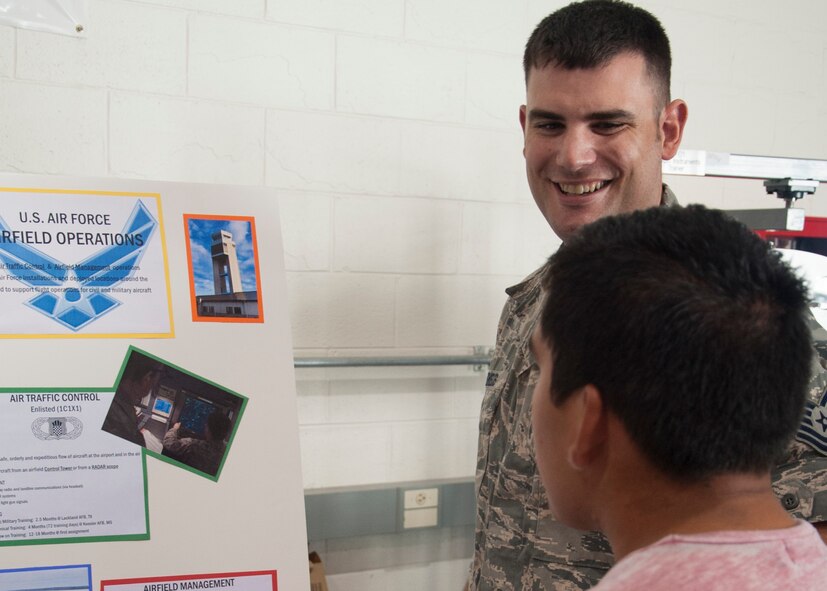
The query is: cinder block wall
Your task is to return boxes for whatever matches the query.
[3,1,825,588]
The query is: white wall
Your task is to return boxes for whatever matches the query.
[3,0,826,588]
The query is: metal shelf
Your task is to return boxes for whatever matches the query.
[294,350,492,369]
[663,150,827,182]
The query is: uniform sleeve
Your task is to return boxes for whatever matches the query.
[772,440,827,522]
[774,314,827,523]
[163,424,190,455]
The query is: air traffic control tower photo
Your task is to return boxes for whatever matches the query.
[196,229,259,319]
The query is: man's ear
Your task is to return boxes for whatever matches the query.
[660,98,688,160]
[568,384,608,470]
[519,105,529,158]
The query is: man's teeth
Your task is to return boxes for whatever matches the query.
[558,181,606,195]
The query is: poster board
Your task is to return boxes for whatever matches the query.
[0,173,308,589]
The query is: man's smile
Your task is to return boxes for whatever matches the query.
[554,180,611,196]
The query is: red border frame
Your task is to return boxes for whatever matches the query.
[101,570,277,591]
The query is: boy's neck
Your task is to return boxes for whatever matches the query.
[599,471,796,561]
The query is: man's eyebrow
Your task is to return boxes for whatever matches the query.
[527,108,564,121]
[527,108,635,122]
[588,109,635,121]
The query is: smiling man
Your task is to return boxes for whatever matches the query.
[520,47,685,241]
[468,2,827,590]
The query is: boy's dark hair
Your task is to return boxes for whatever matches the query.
[539,205,811,481]
[524,0,672,106]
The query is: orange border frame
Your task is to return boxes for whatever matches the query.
[183,214,264,324]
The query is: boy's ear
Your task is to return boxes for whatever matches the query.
[567,384,608,470]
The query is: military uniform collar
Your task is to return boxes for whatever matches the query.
[506,184,677,298]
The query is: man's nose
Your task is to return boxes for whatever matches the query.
[555,128,597,172]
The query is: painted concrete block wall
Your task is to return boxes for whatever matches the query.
[2,0,825,587]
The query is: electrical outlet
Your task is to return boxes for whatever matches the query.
[403,487,439,509]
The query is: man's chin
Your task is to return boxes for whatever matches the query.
[552,212,607,241]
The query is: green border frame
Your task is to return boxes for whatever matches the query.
[114,346,249,482]
[0,387,150,547]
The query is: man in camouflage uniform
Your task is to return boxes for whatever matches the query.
[467,2,827,590]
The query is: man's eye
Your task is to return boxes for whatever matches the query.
[592,122,625,133]
[535,122,563,132]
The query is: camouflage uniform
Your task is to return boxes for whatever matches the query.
[773,314,827,523]
[101,392,146,447]
[469,186,827,591]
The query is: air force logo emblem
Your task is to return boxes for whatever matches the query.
[0,201,157,332]
[32,416,83,440]
[797,388,827,456]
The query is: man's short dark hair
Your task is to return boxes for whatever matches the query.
[539,205,812,481]
[524,0,672,105]
[121,350,163,383]
[207,411,232,441]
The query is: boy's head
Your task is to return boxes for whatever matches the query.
[531,205,812,529]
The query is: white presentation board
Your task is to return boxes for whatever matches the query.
[0,173,308,590]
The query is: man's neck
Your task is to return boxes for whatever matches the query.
[599,471,796,560]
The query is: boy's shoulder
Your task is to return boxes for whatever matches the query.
[595,522,827,591]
